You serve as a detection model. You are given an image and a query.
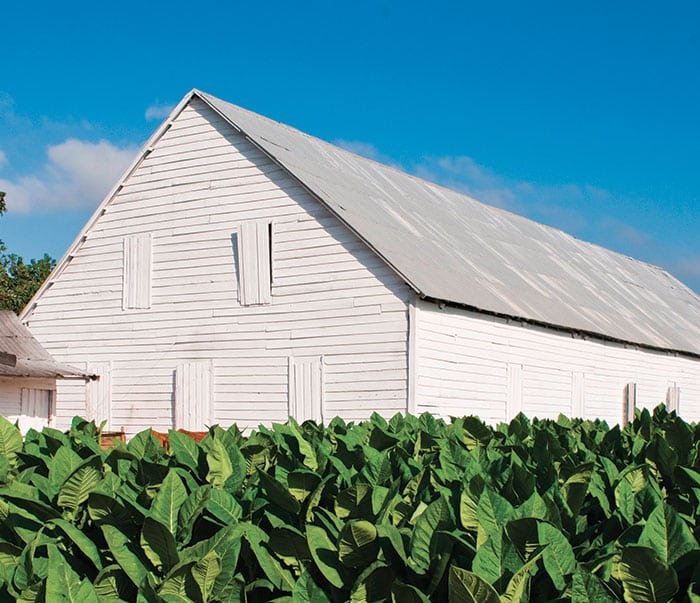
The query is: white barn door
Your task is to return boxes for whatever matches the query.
[19,388,52,434]
[86,362,112,428]
[288,357,323,423]
[175,361,213,430]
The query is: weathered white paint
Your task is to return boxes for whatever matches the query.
[288,356,323,423]
[175,360,213,430]
[86,362,111,427]
[414,299,700,425]
[123,234,152,310]
[24,98,411,435]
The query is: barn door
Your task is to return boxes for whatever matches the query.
[19,388,52,434]
[288,357,323,423]
[86,362,112,428]
[175,361,213,430]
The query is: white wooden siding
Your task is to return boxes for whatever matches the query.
[123,234,152,309]
[288,356,323,423]
[415,299,700,424]
[237,220,271,306]
[175,360,213,430]
[26,99,410,435]
[86,362,111,427]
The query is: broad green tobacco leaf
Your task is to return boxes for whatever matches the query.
[538,521,576,591]
[349,560,393,603]
[447,566,500,603]
[0,416,22,467]
[338,520,378,568]
[257,470,300,514]
[205,438,233,488]
[639,502,698,566]
[307,524,345,589]
[57,456,102,516]
[244,524,295,592]
[618,546,678,603]
[287,470,321,503]
[292,570,331,603]
[141,517,179,572]
[167,430,200,473]
[476,487,514,546]
[102,525,149,588]
[45,544,97,603]
[205,488,242,525]
[409,495,453,573]
[472,531,520,589]
[149,470,187,535]
[191,551,221,601]
[571,568,616,603]
[49,518,103,571]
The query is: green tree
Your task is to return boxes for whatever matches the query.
[0,192,56,313]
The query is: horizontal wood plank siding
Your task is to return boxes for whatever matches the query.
[25,98,410,435]
[415,299,700,424]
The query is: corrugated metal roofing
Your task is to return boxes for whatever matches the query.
[0,312,89,379]
[198,91,700,356]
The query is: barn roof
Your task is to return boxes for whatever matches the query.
[0,312,89,379]
[197,91,700,356]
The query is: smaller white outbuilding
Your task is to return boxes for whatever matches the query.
[0,311,90,432]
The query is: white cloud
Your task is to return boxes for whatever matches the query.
[0,150,6,167]
[145,103,175,121]
[0,138,137,213]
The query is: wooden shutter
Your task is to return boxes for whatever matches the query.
[175,361,213,430]
[288,357,323,423]
[237,221,271,306]
[666,384,680,414]
[571,372,585,417]
[623,383,637,426]
[86,362,112,427]
[19,389,52,433]
[506,363,523,418]
[123,234,152,309]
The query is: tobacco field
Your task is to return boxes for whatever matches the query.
[0,405,698,602]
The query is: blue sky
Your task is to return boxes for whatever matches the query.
[1,1,699,292]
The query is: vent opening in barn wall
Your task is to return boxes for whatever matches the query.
[15,89,700,435]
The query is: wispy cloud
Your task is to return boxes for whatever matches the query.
[145,103,175,121]
[0,139,137,213]
[0,150,6,167]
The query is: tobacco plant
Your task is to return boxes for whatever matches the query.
[0,405,698,601]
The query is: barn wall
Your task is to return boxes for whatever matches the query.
[414,299,700,424]
[24,99,411,435]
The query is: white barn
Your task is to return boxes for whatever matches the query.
[20,90,700,435]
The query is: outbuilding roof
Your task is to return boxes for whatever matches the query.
[0,311,90,379]
[197,91,700,357]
